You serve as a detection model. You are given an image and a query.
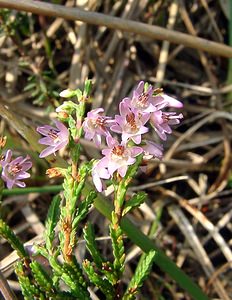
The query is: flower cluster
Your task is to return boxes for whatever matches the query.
[0,150,32,189]
[84,81,183,191]
[36,81,183,192]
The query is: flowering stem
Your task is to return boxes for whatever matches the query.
[71,161,78,179]
[82,182,209,300]
[61,163,90,263]
[62,175,75,263]
[62,215,72,263]
[60,91,88,263]
[110,155,144,296]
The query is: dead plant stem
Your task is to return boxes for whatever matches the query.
[0,0,231,57]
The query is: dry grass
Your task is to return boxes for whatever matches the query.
[0,0,232,299]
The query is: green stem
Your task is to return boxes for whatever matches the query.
[2,185,62,196]
[83,182,209,300]
[2,182,209,299]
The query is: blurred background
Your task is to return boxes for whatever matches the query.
[0,1,231,299]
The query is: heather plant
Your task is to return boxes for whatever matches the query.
[0,80,209,300]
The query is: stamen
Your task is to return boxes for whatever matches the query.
[126,113,137,131]
[162,114,169,122]
[94,116,106,129]
[9,164,22,175]
[112,145,125,157]
[137,93,149,108]
[48,129,60,141]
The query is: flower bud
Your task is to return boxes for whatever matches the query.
[46,167,65,178]
[56,101,76,112]
[0,136,7,149]
[59,89,76,98]
[56,111,69,122]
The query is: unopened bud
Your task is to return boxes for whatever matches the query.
[0,136,7,149]
[56,101,78,115]
[46,167,64,178]
[59,89,76,98]
[57,111,69,120]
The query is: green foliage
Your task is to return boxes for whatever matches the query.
[83,223,104,268]
[69,256,88,289]
[122,191,147,216]
[0,9,30,37]
[83,79,92,97]
[15,261,45,300]
[47,255,89,299]
[110,212,125,279]
[73,190,96,228]
[0,218,28,260]
[123,250,156,299]
[82,222,117,285]
[116,154,143,208]
[30,261,54,294]
[71,163,94,211]
[82,259,113,299]
[45,194,61,252]
[62,261,90,299]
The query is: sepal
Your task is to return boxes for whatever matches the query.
[59,89,77,98]
[83,80,92,98]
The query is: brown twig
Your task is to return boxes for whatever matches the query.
[168,205,230,300]
[0,0,231,57]
[0,269,17,300]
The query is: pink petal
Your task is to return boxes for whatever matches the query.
[39,146,56,158]
[118,165,128,177]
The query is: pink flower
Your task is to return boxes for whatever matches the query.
[111,102,149,144]
[37,121,69,158]
[152,94,183,111]
[123,81,183,114]
[92,137,143,191]
[150,111,183,140]
[83,108,114,147]
[92,160,110,192]
[101,137,143,177]
[142,140,163,160]
[123,81,158,114]
[0,150,32,189]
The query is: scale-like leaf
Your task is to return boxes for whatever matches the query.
[122,192,146,216]
[83,222,104,268]
[82,259,113,299]
[45,194,61,252]
[123,250,156,298]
